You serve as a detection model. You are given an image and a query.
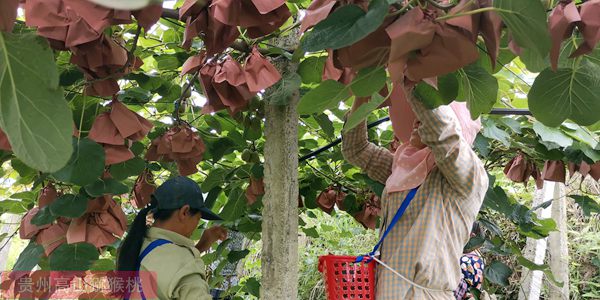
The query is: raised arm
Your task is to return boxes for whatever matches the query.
[406,90,487,197]
[341,98,393,184]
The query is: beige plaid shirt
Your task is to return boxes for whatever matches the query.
[342,96,488,299]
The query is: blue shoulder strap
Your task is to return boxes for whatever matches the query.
[137,239,173,269]
[124,238,173,300]
[356,187,418,263]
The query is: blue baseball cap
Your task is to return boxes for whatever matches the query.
[151,176,222,221]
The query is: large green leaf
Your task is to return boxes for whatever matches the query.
[484,261,512,286]
[52,138,105,186]
[31,206,57,226]
[343,93,387,132]
[519,48,549,73]
[350,67,386,97]
[109,157,146,180]
[414,73,459,109]
[529,63,600,127]
[13,241,44,272]
[302,0,388,52]
[49,194,89,218]
[227,249,250,263]
[481,119,510,147]
[243,277,261,298]
[457,64,498,119]
[49,243,99,271]
[494,0,550,57]
[298,80,350,115]
[483,185,513,216]
[298,56,326,84]
[84,178,129,197]
[220,188,247,221]
[532,121,573,148]
[314,113,335,139]
[571,195,600,216]
[0,33,73,172]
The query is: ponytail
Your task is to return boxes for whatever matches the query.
[116,202,202,272]
[117,206,152,272]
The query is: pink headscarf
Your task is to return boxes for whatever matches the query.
[385,87,481,193]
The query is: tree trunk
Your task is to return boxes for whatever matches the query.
[547,182,569,300]
[260,30,300,299]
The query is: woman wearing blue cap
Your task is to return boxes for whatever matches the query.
[117,176,227,299]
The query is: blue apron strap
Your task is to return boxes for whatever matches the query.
[124,238,173,300]
[356,187,419,263]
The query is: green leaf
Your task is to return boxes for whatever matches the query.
[298,80,350,115]
[154,54,180,70]
[90,258,116,271]
[350,67,386,97]
[343,93,387,132]
[494,0,550,57]
[117,87,152,105]
[464,236,485,253]
[84,178,128,197]
[0,33,73,172]
[314,113,335,139]
[31,206,56,226]
[11,159,35,179]
[484,261,512,286]
[474,134,490,157]
[243,277,261,298]
[266,72,301,106]
[415,82,450,109]
[520,48,549,73]
[481,119,510,147]
[483,186,513,216]
[110,157,146,180]
[49,194,88,218]
[219,188,247,221]
[571,195,600,216]
[13,241,44,271]
[49,243,99,271]
[52,138,105,186]
[302,0,388,52]
[532,121,573,148]
[457,64,498,118]
[204,187,222,210]
[0,199,28,214]
[202,168,228,191]
[227,249,250,263]
[529,64,600,127]
[298,56,326,84]
[302,226,319,238]
[572,142,600,162]
[561,123,599,149]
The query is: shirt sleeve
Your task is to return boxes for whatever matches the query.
[341,120,393,184]
[172,274,212,300]
[406,93,486,197]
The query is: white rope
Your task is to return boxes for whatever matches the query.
[369,252,451,293]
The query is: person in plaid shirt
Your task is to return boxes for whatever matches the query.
[342,84,488,299]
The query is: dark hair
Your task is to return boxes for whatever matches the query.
[116,200,201,272]
[471,221,482,237]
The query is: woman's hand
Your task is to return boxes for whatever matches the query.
[195,226,228,252]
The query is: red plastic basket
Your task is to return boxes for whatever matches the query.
[318,255,376,299]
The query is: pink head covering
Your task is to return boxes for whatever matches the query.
[386,86,481,193]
